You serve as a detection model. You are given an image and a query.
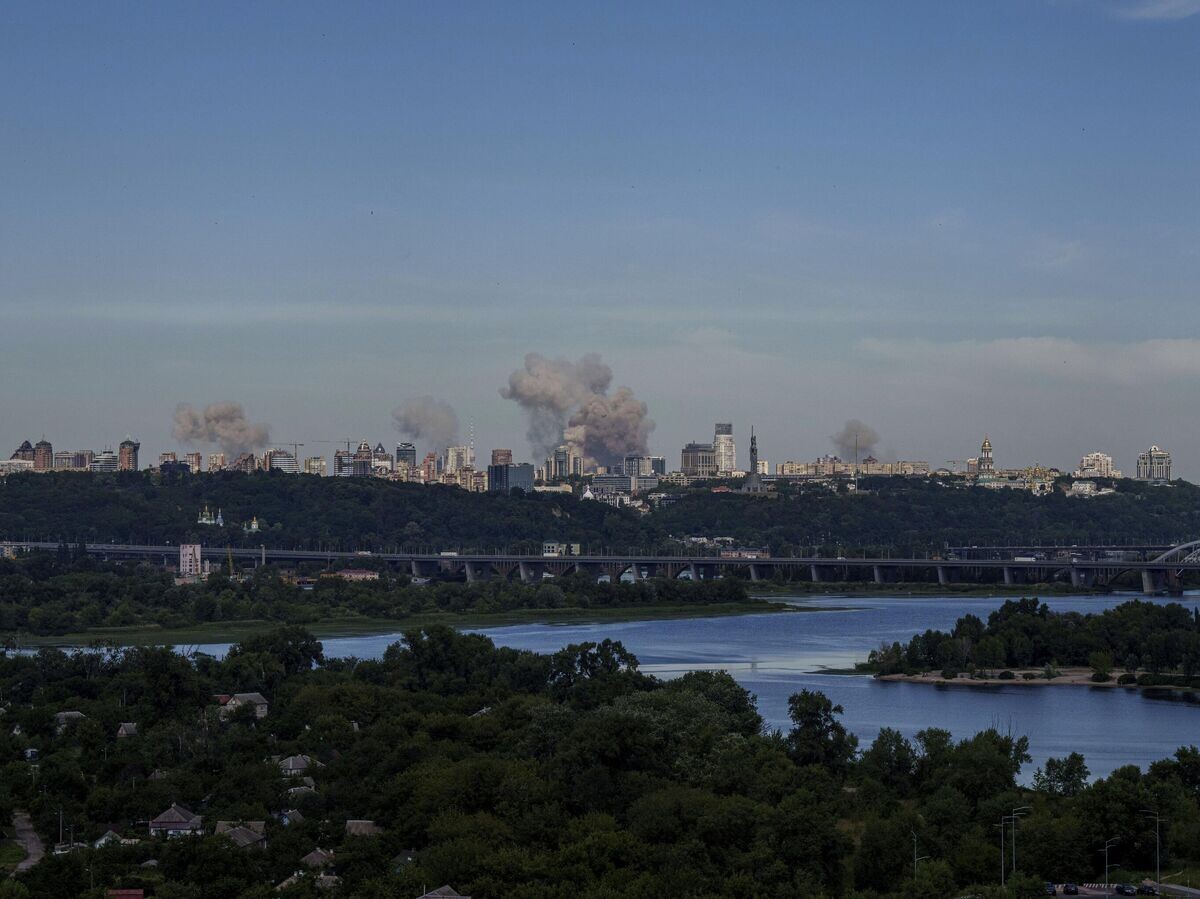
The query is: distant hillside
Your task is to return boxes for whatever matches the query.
[0,472,1197,555]
[0,471,657,553]
[652,477,1200,554]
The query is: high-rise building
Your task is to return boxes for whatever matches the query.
[207,452,226,472]
[90,449,119,472]
[53,451,75,470]
[118,437,140,472]
[10,440,35,462]
[185,452,203,474]
[680,442,717,478]
[263,449,299,473]
[179,544,203,579]
[421,453,438,484]
[490,448,513,467]
[351,441,374,477]
[444,445,473,474]
[488,462,535,493]
[396,442,417,468]
[1136,445,1172,481]
[159,451,177,466]
[303,456,327,476]
[333,449,354,477]
[372,443,394,475]
[1075,452,1121,479]
[33,439,53,472]
[714,423,736,474]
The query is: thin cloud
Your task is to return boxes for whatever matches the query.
[1105,0,1200,20]
[859,336,1200,385]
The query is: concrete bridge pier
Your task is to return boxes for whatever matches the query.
[1141,570,1163,595]
[518,561,542,584]
[749,563,763,582]
[1070,568,1095,589]
[464,561,489,583]
[936,566,949,586]
[601,563,628,583]
[688,563,700,581]
[491,562,519,581]
[872,565,887,585]
[1002,566,1014,586]
[410,560,437,579]
[810,564,824,583]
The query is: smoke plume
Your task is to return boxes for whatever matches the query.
[501,352,654,466]
[172,402,270,456]
[392,396,460,451]
[830,419,880,460]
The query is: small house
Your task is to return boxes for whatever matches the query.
[54,711,86,734]
[300,847,334,869]
[215,692,269,719]
[278,754,320,777]
[148,804,202,838]
[116,722,138,739]
[416,888,471,899]
[344,819,383,837]
[215,820,266,849]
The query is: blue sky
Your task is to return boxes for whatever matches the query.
[2,1,1199,474]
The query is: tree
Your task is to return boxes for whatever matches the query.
[785,690,858,773]
[1033,752,1090,797]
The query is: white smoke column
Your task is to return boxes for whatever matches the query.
[392,396,460,451]
[501,352,654,466]
[830,419,880,459]
[172,402,271,456]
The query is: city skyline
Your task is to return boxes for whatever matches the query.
[4,4,1200,474]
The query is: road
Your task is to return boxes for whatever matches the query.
[10,810,43,875]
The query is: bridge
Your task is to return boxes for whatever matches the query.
[6,540,1200,594]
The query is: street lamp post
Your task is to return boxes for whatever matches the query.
[1142,809,1165,887]
[1010,806,1031,875]
[994,821,1006,887]
[1100,837,1119,891]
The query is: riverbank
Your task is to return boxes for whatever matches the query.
[877,667,1199,694]
[7,599,802,648]
[749,581,1108,597]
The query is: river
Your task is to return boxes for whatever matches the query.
[192,592,1200,781]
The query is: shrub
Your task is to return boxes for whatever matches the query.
[1117,673,1137,685]
[1090,672,1112,683]
[998,670,1016,680]
[940,666,960,680]
[1022,673,1037,681]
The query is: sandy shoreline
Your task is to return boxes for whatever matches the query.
[877,667,1195,691]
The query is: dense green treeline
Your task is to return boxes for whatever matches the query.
[0,627,1196,897]
[0,471,657,553]
[0,552,753,636]
[653,477,1200,554]
[866,597,1200,683]
[2,471,1199,556]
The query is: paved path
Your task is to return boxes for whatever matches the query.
[10,810,43,875]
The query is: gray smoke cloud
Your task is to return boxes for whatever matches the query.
[392,396,460,451]
[830,419,880,459]
[172,402,270,456]
[501,352,654,466]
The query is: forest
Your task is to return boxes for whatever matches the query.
[2,471,1199,556]
[0,626,1194,897]
[865,597,1200,686]
[0,552,755,636]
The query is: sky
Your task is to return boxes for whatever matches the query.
[2,1,1199,475]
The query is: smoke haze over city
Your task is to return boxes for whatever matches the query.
[3,3,1199,474]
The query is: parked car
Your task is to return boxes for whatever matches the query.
[1044,884,1057,895]
[1115,886,1138,896]
[1137,887,1159,895]
[1061,885,1079,896]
